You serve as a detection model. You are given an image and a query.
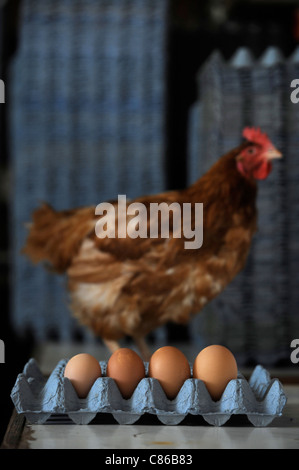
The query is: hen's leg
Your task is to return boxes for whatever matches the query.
[133,336,151,362]
[103,336,151,361]
[103,339,120,355]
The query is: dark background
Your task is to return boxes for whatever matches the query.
[1,0,299,443]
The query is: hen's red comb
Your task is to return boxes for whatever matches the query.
[242,127,271,147]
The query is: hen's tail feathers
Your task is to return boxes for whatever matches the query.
[22,203,95,273]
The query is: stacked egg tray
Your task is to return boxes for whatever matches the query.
[11,358,287,427]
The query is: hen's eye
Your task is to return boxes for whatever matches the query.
[247,147,255,155]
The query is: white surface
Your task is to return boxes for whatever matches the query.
[28,422,298,449]
[25,385,299,449]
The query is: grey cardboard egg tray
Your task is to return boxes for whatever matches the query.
[11,358,287,427]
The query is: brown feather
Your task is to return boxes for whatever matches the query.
[22,203,95,272]
[23,142,259,355]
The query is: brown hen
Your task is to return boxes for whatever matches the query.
[23,128,282,359]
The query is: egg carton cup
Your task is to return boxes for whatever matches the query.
[11,358,287,427]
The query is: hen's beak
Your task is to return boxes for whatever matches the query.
[265,146,282,160]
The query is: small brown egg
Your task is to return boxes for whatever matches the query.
[193,345,238,401]
[106,348,145,399]
[64,353,102,398]
[148,346,191,400]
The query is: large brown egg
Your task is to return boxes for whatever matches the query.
[193,345,238,401]
[106,348,146,399]
[64,353,102,398]
[148,346,191,400]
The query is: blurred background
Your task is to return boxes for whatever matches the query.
[1,0,299,441]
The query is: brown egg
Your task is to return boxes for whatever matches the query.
[193,345,238,401]
[106,348,145,399]
[64,353,102,398]
[148,346,191,400]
